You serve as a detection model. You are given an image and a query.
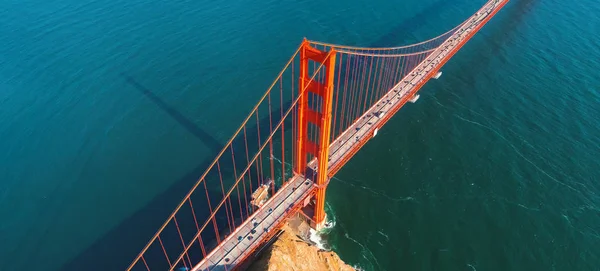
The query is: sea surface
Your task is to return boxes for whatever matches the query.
[1,0,599,270]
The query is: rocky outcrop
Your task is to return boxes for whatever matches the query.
[247,224,354,271]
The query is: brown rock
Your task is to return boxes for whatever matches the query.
[247,225,354,271]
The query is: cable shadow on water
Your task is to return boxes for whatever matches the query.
[449,0,539,84]
[62,74,290,271]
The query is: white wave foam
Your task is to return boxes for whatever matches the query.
[308,213,338,250]
[309,228,327,250]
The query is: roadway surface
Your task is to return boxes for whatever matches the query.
[191,176,313,271]
[323,0,505,174]
[191,0,505,270]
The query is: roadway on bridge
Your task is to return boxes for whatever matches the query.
[192,176,314,271]
[320,0,504,174]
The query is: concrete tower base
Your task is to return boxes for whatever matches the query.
[310,213,328,231]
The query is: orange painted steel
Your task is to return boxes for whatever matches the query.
[295,40,337,228]
[126,1,508,270]
[313,49,336,228]
[294,41,308,175]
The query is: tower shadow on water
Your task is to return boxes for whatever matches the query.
[62,74,292,270]
[122,74,223,154]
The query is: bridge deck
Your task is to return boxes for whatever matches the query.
[325,0,503,172]
[191,1,504,270]
[192,176,313,271]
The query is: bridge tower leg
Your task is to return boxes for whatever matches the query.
[295,39,336,230]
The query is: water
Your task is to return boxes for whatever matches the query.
[1,0,599,270]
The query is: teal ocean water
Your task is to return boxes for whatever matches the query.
[1,0,599,270]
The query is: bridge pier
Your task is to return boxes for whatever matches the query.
[296,192,329,230]
[311,213,329,230]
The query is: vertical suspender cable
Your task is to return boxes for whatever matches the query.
[157,235,172,269]
[363,53,375,114]
[268,92,275,195]
[229,146,244,222]
[339,53,350,136]
[255,112,264,185]
[280,76,286,185]
[217,161,233,232]
[203,179,220,242]
[242,126,253,213]
[332,52,342,141]
[141,256,150,271]
[188,198,207,258]
[173,216,192,269]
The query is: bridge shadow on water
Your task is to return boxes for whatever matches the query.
[447,0,539,89]
[366,0,453,48]
[62,74,290,270]
[328,0,453,106]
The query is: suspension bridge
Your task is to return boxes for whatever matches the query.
[126,0,508,270]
